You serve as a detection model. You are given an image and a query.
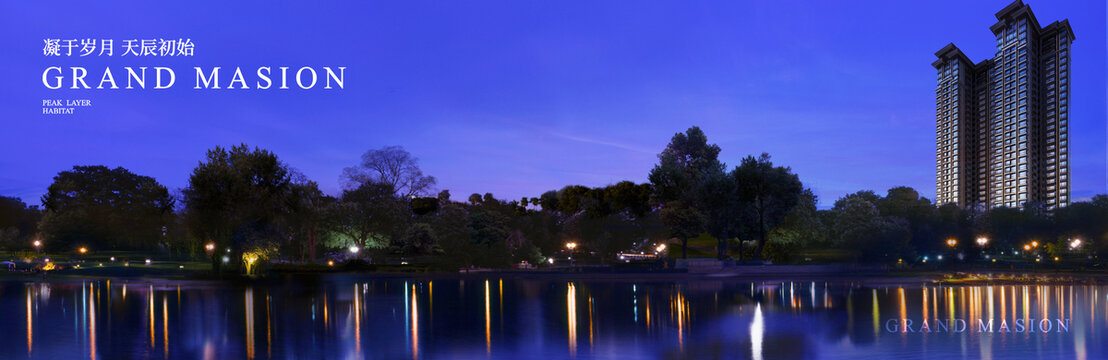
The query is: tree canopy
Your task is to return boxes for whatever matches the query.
[40,165,173,251]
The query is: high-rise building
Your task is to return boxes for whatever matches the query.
[933,0,1073,210]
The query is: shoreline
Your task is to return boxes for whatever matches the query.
[4,264,1108,285]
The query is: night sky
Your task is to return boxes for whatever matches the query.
[1,0,1104,208]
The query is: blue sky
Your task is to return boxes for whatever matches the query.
[0,0,1104,208]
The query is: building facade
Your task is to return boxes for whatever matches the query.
[933,0,1073,210]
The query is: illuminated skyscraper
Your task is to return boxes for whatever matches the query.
[934,0,1073,209]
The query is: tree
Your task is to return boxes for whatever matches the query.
[434,202,475,269]
[876,187,939,255]
[1054,198,1108,254]
[183,144,293,272]
[330,182,409,257]
[766,189,825,262]
[468,205,511,268]
[648,126,723,258]
[401,222,439,255]
[698,168,742,259]
[285,175,332,263]
[734,153,803,261]
[0,196,42,251]
[40,165,173,251]
[341,145,436,198]
[830,192,909,262]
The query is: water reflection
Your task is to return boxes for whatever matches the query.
[566,282,576,357]
[751,303,763,360]
[5,278,1108,359]
[26,285,32,356]
[486,279,492,356]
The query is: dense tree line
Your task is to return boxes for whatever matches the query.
[5,127,1107,273]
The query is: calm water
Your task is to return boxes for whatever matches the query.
[1,275,1106,359]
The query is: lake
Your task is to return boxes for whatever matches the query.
[1,274,1105,359]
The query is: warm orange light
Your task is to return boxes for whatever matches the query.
[205,243,216,251]
[1031,241,1039,247]
[946,238,957,247]
[1023,244,1031,251]
[327,260,334,266]
[79,247,88,254]
[566,242,578,250]
[32,240,41,248]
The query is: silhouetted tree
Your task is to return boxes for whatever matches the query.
[40,165,173,251]
[341,145,436,198]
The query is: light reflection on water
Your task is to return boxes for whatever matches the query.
[3,277,1108,359]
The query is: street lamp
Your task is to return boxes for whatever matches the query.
[205,242,216,253]
[975,237,989,247]
[565,242,578,251]
[946,238,957,248]
[32,240,42,253]
[349,245,360,254]
[1031,241,1039,248]
[1023,244,1032,251]
[78,247,88,254]
[1069,238,1082,250]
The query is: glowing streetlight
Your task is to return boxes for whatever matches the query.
[32,240,42,253]
[1069,238,1082,250]
[946,238,957,248]
[205,242,216,252]
[1031,241,1039,248]
[349,245,360,254]
[145,259,152,265]
[327,260,334,267]
[78,247,88,254]
[655,243,667,253]
[975,237,989,247]
[1023,244,1032,251]
[565,242,578,250]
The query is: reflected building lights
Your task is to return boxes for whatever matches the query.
[11,280,1104,359]
[674,291,688,351]
[486,280,492,356]
[1023,286,1030,333]
[353,284,361,355]
[245,288,255,360]
[266,294,272,359]
[27,285,33,356]
[588,296,594,350]
[922,286,929,325]
[412,284,419,360]
[90,283,97,360]
[872,289,880,337]
[149,286,155,349]
[163,295,169,359]
[898,287,906,335]
[567,282,576,357]
[751,303,764,360]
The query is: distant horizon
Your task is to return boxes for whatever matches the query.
[1,0,1105,209]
